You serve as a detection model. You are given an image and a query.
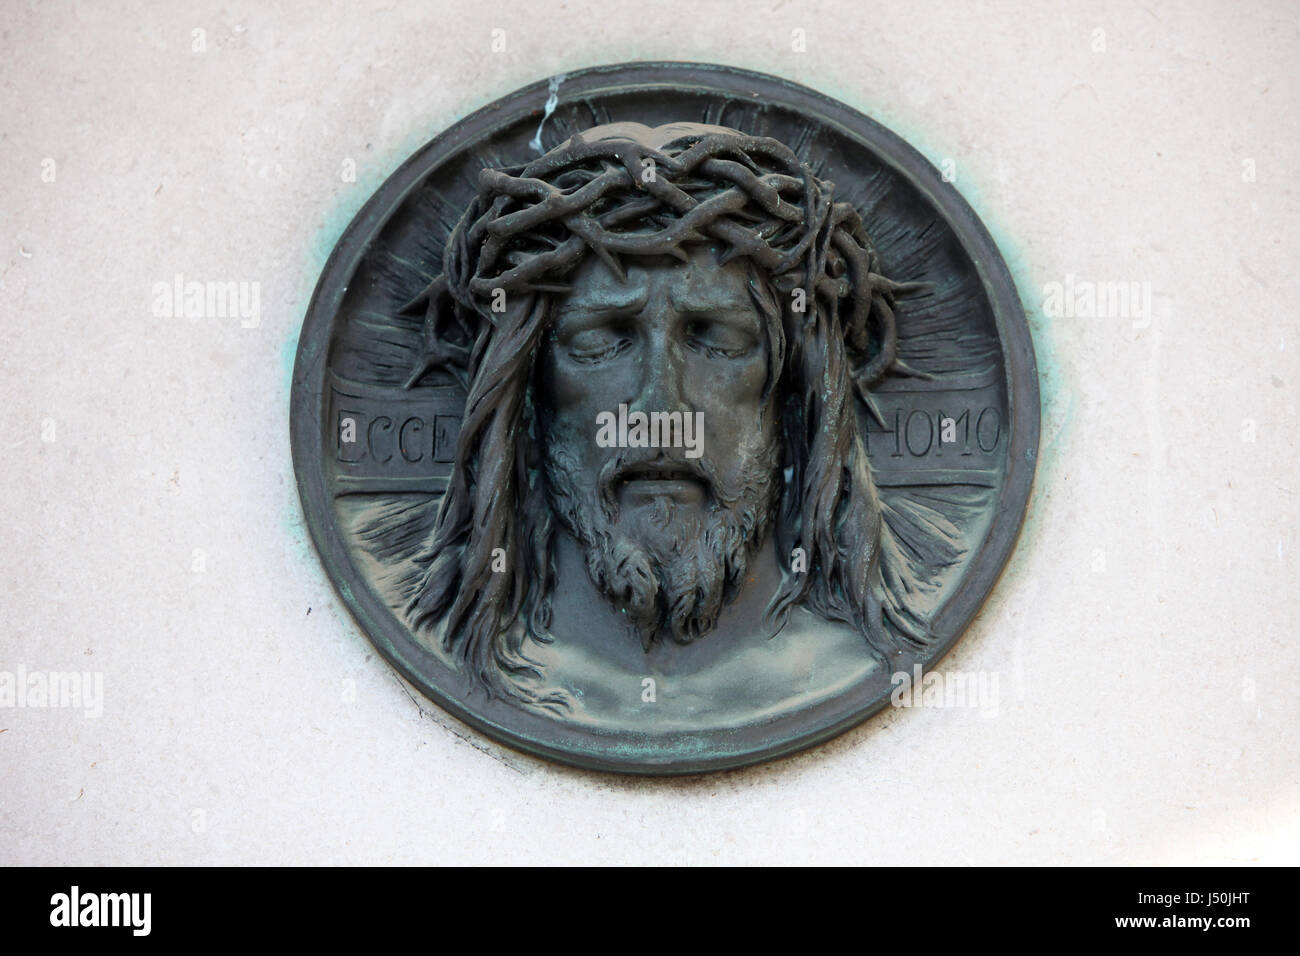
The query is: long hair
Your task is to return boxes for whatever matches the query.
[401,122,933,707]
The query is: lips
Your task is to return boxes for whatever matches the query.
[593,454,715,513]
[616,461,703,485]
[620,466,698,483]
[609,458,710,506]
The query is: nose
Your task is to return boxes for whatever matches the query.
[629,323,691,417]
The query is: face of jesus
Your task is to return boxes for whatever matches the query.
[535,243,784,646]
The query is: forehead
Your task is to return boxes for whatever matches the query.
[554,244,758,315]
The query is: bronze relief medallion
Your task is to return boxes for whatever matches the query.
[290,62,1039,774]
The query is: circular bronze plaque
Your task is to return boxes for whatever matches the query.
[290,62,1039,774]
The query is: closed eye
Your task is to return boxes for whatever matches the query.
[684,318,756,358]
[567,327,630,364]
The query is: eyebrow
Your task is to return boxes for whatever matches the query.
[669,287,754,314]
[673,301,763,335]
[674,303,757,316]
[554,287,649,318]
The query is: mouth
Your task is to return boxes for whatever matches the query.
[619,464,699,482]
[615,461,707,501]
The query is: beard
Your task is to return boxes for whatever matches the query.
[542,438,781,650]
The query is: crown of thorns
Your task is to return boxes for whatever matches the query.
[404,126,923,400]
